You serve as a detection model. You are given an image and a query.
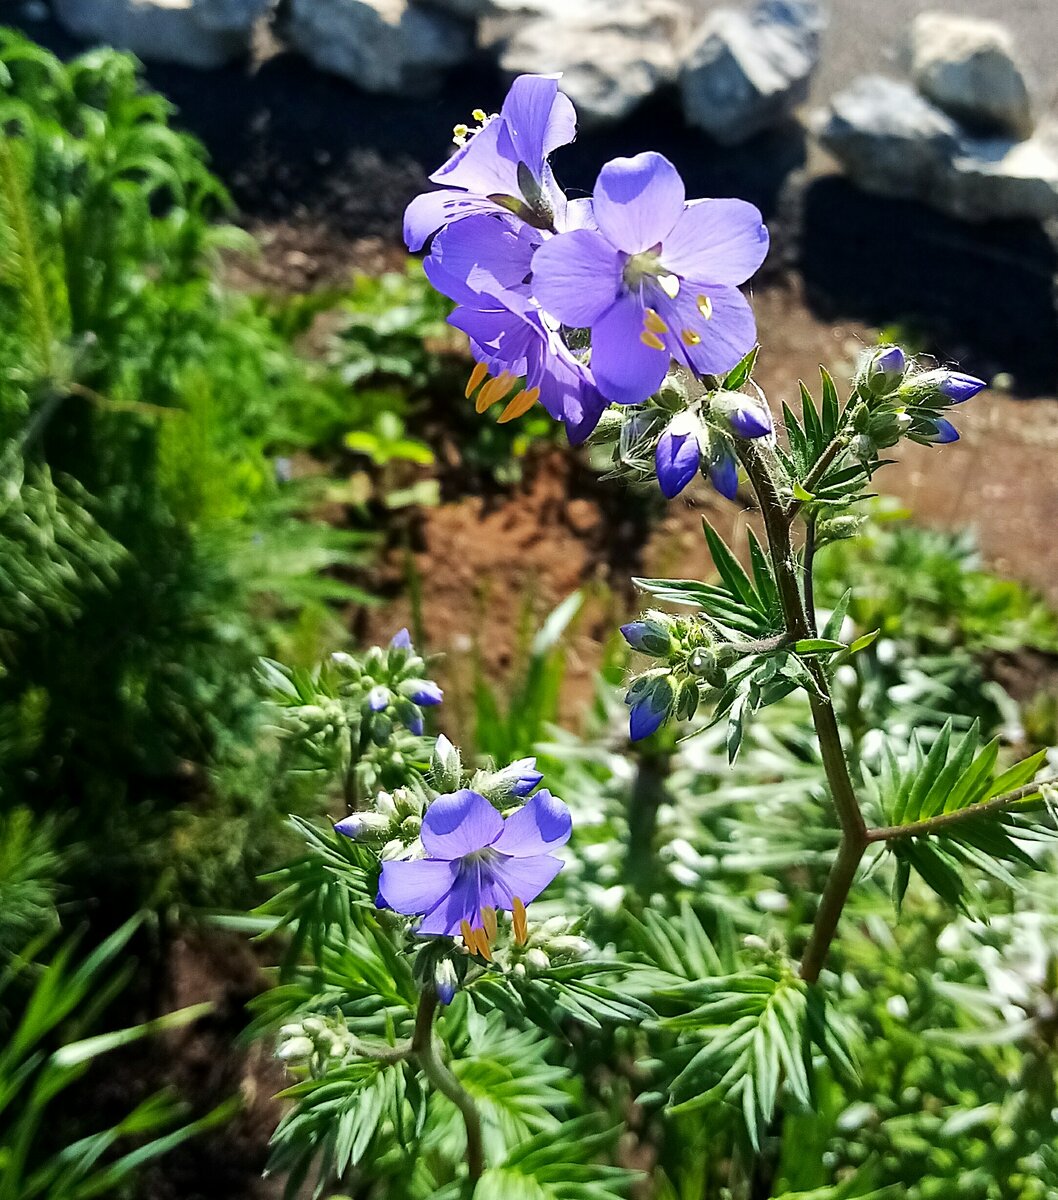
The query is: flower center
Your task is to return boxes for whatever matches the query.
[623,247,680,299]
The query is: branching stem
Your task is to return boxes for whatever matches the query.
[867,778,1057,842]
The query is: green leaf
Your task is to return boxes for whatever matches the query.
[722,345,759,391]
[847,630,880,654]
[794,639,846,655]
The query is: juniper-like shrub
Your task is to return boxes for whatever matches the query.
[255,74,1058,1200]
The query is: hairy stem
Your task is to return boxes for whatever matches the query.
[412,988,485,1184]
[867,777,1057,842]
[738,443,868,982]
[803,516,818,635]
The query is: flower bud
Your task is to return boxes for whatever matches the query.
[277,1035,314,1061]
[547,935,592,958]
[707,446,739,500]
[655,414,703,499]
[863,345,906,397]
[366,685,390,713]
[399,679,443,707]
[330,651,357,671]
[476,757,543,802]
[370,713,394,744]
[431,734,462,791]
[620,619,673,657]
[526,948,551,972]
[334,811,391,840]
[656,373,689,411]
[918,416,960,444]
[390,628,412,650]
[628,674,675,741]
[435,959,459,1005]
[711,390,773,440]
[392,699,423,736]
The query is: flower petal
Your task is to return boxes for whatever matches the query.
[404,189,508,253]
[489,853,565,907]
[378,858,458,916]
[429,116,520,196]
[662,198,769,285]
[417,869,484,935]
[531,229,623,327]
[420,790,504,859]
[590,291,671,405]
[425,215,535,307]
[655,426,701,498]
[655,283,757,378]
[494,790,572,856]
[593,152,686,254]
[499,74,577,176]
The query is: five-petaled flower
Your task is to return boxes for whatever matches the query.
[404,74,581,252]
[531,151,769,405]
[378,788,571,936]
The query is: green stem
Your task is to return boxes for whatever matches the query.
[867,777,1057,843]
[803,516,818,635]
[412,988,485,1185]
[738,443,868,982]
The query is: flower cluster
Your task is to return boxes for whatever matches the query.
[332,627,442,738]
[621,612,740,740]
[853,345,986,456]
[406,73,769,450]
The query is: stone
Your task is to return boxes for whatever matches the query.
[680,0,826,146]
[52,0,271,68]
[911,12,1033,139]
[282,0,473,95]
[814,75,1058,223]
[496,0,698,129]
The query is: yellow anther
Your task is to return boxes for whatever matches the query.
[476,371,515,411]
[453,123,470,144]
[658,273,680,299]
[512,897,528,946]
[465,361,489,399]
[460,918,475,947]
[471,108,487,123]
[497,386,540,423]
[481,906,498,941]
[644,308,668,335]
[460,919,492,960]
[681,328,702,346]
[640,330,665,351]
[696,294,713,320]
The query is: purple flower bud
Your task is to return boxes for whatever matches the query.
[405,710,425,736]
[867,346,906,394]
[402,679,443,707]
[923,417,960,444]
[334,814,365,839]
[390,628,412,649]
[508,757,543,796]
[708,450,739,500]
[937,372,986,404]
[627,677,675,741]
[655,421,701,499]
[620,620,672,657]
[727,401,773,440]
[435,960,459,1005]
[367,686,390,712]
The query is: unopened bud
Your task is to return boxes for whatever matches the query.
[620,619,673,657]
[526,948,551,972]
[431,734,462,791]
[863,345,906,397]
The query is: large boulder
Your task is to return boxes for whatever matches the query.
[910,12,1033,139]
[52,0,272,68]
[814,75,1058,223]
[495,0,697,129]
[680,0,826,145]
[282,0,473,94]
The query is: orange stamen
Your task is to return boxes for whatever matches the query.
[644,308,668,335]
[512,897,528,946]
[497,386,540,423]
[681,328,702,346]
[465,361,489,399]
[476,371,515,411]
[640,330,665,351]
[481,906,498,942]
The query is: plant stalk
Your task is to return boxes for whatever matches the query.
[738,443,868,982]
[867,777,1057,842]
[412,988,485,1185]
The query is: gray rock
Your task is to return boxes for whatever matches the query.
[52,0,272,67]
[497,1,692,128]
[680,0,826,145]
[911,12,1033,139]
[283,0,473,94]
[814,75,1058,223]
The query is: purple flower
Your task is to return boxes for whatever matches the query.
[378,789,571,935]
[390,628,412,650]
[403,74,577,252]
[937,372,986,404]
[426,214,609,443]
[531,152,768,405]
